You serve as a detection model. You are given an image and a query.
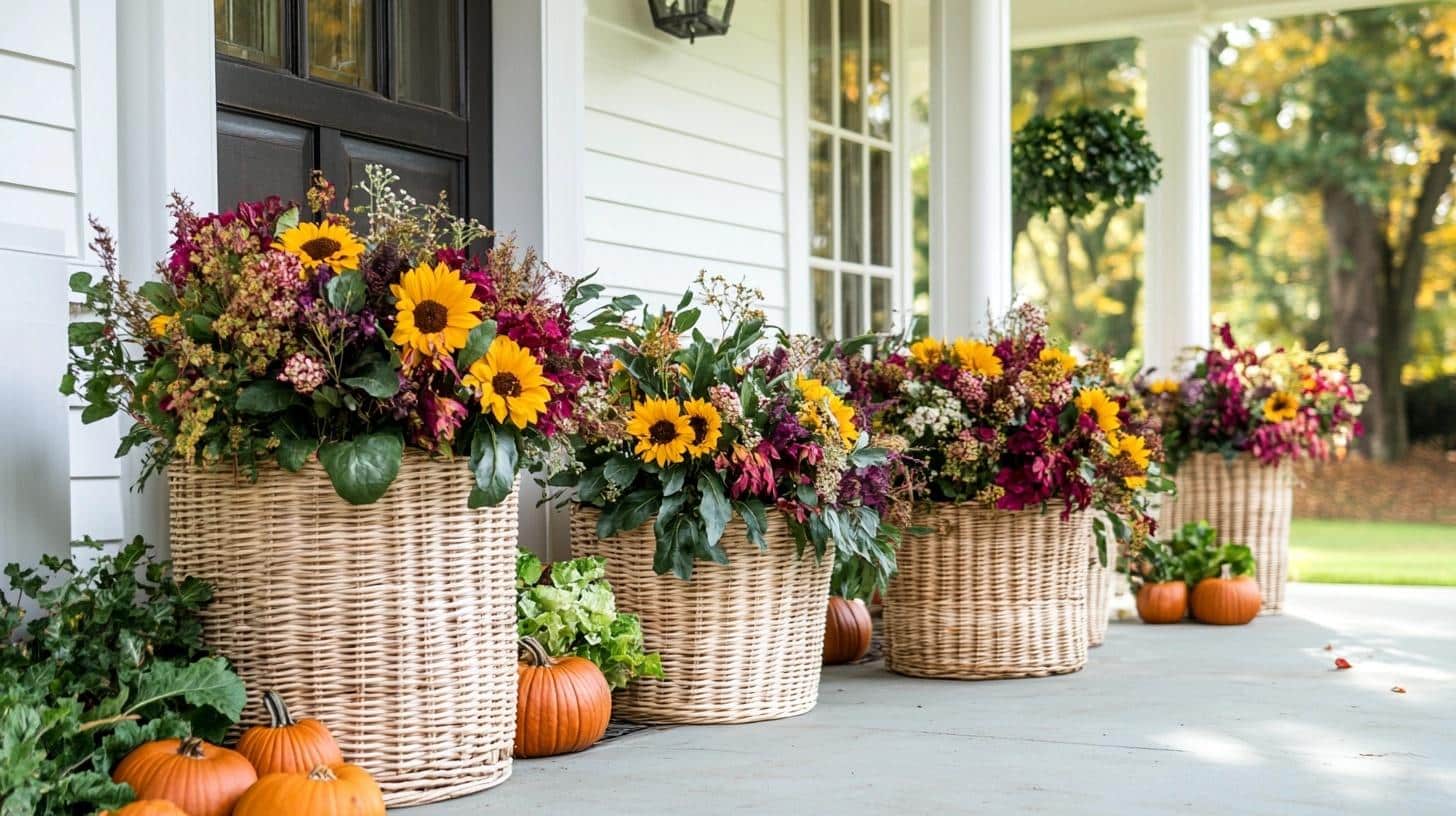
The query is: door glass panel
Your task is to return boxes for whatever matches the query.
[812,267,836,339]
[215,0,283,66]
[838,0,862,131]
[869,147,892,266]
[809,0,833,124]
[309,0,375,89]
[867,0,892,140]
[870,276,893,331]
[395,0,460,111]
[840,140,864,263]
[811,132,834,259]
[841,271,865,336]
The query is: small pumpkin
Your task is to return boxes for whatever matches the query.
[100,801,192,816]
[1192,564,1261,625]
[237,690,344,776]
[1135,580,1187,624]
[822,596,872,664]
[112,737,257,816]
[233,764,384,816]
[515,636,612,758]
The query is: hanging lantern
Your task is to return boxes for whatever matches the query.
[647,0,735,44]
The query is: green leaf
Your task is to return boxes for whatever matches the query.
[576,467,607,504]
[456,319,498,371]
[603,455,641,487]
[341,358,400,398]
[673,308,701,332]
[318,432,404,504]
[68,321,105,346]
[236,380,298,413]
[273,206,300,237]
[68,270,95,295]
[469,422,519,507]
[698,472,731,551]
[276,436,318,471]
[185,313,215,340]
[80,401,118,423]
[613,489,661,534]
[736,499,769,550]
[325,271,367,313]
[137,281,179,313]
[129,657,246,722]
[661,466,686,497]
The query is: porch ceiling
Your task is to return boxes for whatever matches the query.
[1011,0,1420,48]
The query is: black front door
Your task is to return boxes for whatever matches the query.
[214,0,490,224]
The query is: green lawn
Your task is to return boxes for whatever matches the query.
[1290,518,1456,586]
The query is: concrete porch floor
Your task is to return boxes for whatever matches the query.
[408,583,1456,815]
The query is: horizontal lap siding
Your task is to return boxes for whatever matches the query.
[583,0,789,319]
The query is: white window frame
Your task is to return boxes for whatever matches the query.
[802,0,905,339]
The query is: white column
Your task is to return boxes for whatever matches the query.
[928,0,1014,337]
[1142,25,1211,375]
[116,0,219,557]
[493,1,585,561]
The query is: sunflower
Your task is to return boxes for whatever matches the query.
[796,377,859,448]
[272,221,364,274]
[390,261,483,358]
[1038,347,1078,376]
[1124,475,1148,490]
[909,337,945,367]
[682,398,723,456]
[1147,378,1181,396]
[1111,431,1151,471]
[464,335,552,428]
[951,338,1004,377]
[1263,391,1300,423]
[626,398,693,467]
[1075,387,1121,433]
[149,313,177,338]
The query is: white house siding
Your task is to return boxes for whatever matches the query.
[582,0,792,329]
[0,0,122,566]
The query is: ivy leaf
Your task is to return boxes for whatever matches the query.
[276,436,318,472]
[456,319,497,371]
[318,432,403,504]
[468,422,519,508]
[236,380,298,414]
[325,271,367,313]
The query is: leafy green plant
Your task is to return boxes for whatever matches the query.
[0,538,246,815]
[1012,107,1162,221]
[515,552,663,690]
[1129,521,1258,592]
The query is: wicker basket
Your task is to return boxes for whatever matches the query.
[1159,452,1293,612]
[1086,536,1112,648]
[883,502,1092,680]
[169,455,518,807]
[570,505,833,724]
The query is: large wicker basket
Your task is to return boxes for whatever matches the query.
[570,505,833,724]
[883,502,1092,679]
[169,455,518,807]
[1159,452,1293,612]
[1086,536,1112,648]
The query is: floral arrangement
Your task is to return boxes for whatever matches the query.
[1012,107,1162,220]
[64,166,585,505]
[840,304,1167,542]
[1138,324,1368,472]
[515,551,663,690]
[565,275,908,598]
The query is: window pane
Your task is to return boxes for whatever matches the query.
[812,268,836,339]
[869,147,892,266]
[395,0,460,111]
[811,132,834,259]
[838,0,862,131]
[842,271,865,336]
[309,0,374,89]
[870,276,893,331]
[809,0,833,123]
[215,0,282,66]
[867,0,892,140]
[840,139,864,263]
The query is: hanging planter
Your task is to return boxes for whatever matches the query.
[1012,107,1162,221]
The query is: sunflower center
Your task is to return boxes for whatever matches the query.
[649,420,680,445]
[688,416,709,445]
[413,300,449,333]
[492,372,522,398]
[300,236,342,261]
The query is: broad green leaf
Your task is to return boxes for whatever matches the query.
[341,358,400,398]
[128,656,246,722]
[68,322,105,346]
[469,422,519,507]
[276,436,318,472]
[137,281,179,313]
[273,206,300,237]
[698,472,731,551]
[318,432,403,504]
[325,271,366,313]
[456,319,497,371]
[603,455,641,487]
[613,489,660,534]
[236,380,298,413]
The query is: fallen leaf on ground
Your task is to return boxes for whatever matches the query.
[1323,643,1333,651]
[1334,657,1353,670]
[1391,686,1406,694]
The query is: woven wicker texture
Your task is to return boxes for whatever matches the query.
[169,455,517,807]
[1159,453,1293,612]
[571,506,833,724]
[1086,535,1112,647]
[883,503,1092,680]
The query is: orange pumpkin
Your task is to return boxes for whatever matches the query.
[1192,565,1261,625]
[233,764,384,816]
[515,637,612,758]
[1135,581,1187,624]
[236,690,344,776]
[100,801,192,816]
[822,596,872,664]
[112,737,257,816]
